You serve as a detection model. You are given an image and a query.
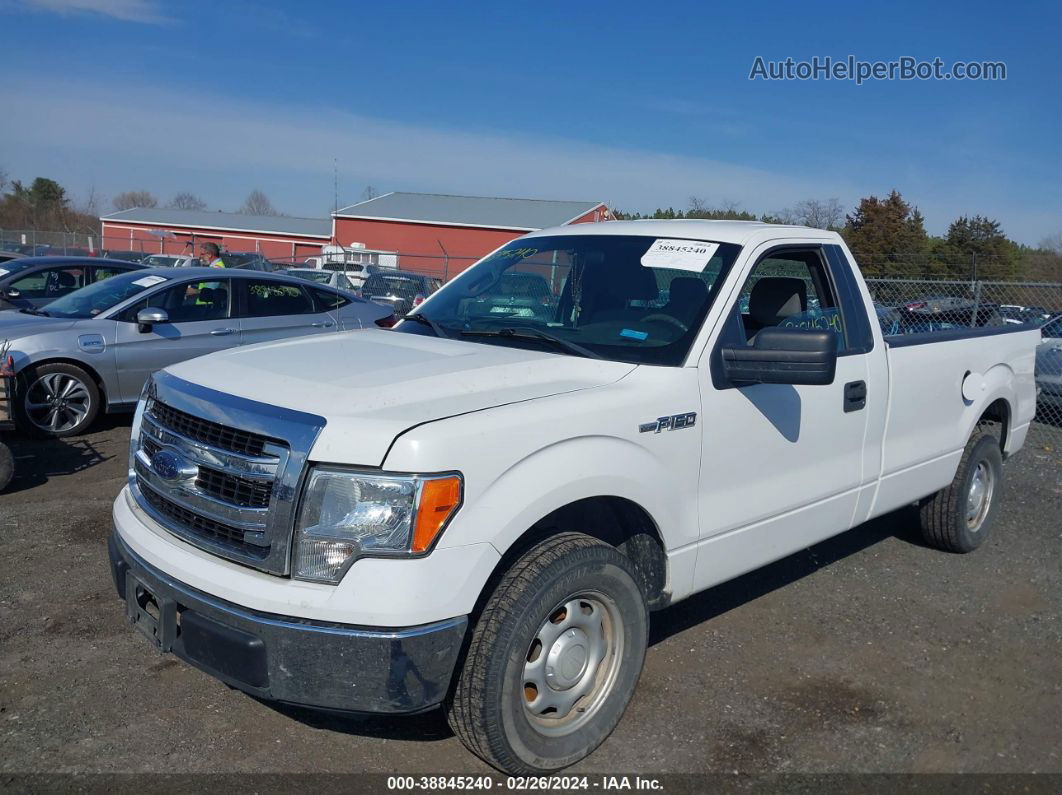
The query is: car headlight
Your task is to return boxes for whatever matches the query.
[293,467,463,583]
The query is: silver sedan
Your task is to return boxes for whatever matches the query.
[0,267,394,437]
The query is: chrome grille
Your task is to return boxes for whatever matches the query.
[142,435,274,508]
[129,371,325,576]
[136,474,268,559]
[146,398,279,457]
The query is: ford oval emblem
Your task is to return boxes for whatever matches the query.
[150,448,198,482]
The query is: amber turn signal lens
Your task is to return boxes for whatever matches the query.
[412,476,462,553]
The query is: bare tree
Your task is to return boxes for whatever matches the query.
[1040,232,1062,254]
[113,190,158,211]
[0,166,8,195]
[362,185,380,201]
[169,192,207,211]
[789,198,844,230]
[240,189,277,216]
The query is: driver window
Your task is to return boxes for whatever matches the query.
[735,250,846,350]
[11,267,87,298]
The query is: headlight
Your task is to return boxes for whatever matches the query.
[293,468,462,583]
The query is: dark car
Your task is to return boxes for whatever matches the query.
[0,256,146,312]
[223,252,275,271]
[463,271,556,322]
[102,250,148,263]
[361,269,443,316]
[898,297,1005,332]
[0,251,25,264]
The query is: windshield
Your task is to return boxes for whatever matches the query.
[288,270,332,284]
[0,259,37,278]
[143,255,179,267]
[37,271,169,318]
[396,234,740,365]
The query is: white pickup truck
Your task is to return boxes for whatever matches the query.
[109,221,1039,773]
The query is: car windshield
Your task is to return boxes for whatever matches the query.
[37,271,170,318]
[288,270,332,284]
[143,255,179,266]
[364,274,422,297]
[0,259,38,277]
[396,234,741,365]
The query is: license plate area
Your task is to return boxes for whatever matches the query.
[125,572,178,652]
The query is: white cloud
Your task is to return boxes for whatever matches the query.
[1,74,1056,244]
[16,0,173,24]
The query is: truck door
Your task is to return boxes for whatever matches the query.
[693,243,879,590]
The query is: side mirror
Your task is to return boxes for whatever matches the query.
[4,288,21,299]
[137,307,169,333]
[721,327,837,386]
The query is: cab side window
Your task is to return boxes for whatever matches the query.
[735,249,847,351]
[10,267,88,298]
[119,280,232,322]
[242,281,315,317]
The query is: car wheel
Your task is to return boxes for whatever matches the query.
[919,431,1004,553]
[17,362,100,438]
[447,533,648,774]
[0,441,13,492]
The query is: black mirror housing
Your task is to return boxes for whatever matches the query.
[722,327,837,386]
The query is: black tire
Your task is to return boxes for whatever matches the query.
[447,533,648,774]
[15,362,100,438]
[0,441,12,493]
[919,432,1004,553]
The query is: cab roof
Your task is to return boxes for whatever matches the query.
[524,219,841,246]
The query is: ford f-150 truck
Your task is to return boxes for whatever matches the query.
[109,221,1038,773]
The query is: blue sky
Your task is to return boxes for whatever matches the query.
[1,0,1059,244]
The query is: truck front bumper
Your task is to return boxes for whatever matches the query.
[108,531,468,714]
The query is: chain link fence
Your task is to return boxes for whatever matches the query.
[3,228,1059,444]
[865,276,1062,445]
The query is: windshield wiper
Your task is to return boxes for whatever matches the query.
[461,327,603,360]
[19,307,49,317]
[402,312,451,339]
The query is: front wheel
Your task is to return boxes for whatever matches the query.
[17,363,100,438]
[447,533,648,774]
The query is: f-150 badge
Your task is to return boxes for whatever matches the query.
[639,412,697,433]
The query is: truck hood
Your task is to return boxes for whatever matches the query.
[165,329,636,466]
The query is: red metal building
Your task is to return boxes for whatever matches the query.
[331,193,608,278]
[100,193,608,277]
[99,209,332,262]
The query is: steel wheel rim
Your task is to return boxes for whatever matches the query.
[966,461,994,532]
[521,591,624,737]
[25,372,91,433]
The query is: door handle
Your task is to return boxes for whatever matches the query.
[844,380,867,412]
[311,321,334,328]
[210,328,237,336]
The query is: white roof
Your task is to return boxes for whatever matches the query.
[524,219,838,246]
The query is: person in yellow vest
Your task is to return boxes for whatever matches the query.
[199,242,226,268]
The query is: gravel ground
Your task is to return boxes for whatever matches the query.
[1,419,1060,778]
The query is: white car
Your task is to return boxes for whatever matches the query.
[1035,313,1062,408]
[141,254,198,268]
[281,267,357,291]
[109,221,1038,774]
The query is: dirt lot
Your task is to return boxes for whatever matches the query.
[1,418,1060,777]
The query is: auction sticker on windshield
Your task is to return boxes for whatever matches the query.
[132,276,168,288]
[640,239,720,271]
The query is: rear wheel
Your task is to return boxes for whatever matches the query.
[17,363,100,438]
[919,432,1003,553]
[447,533,648,774]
